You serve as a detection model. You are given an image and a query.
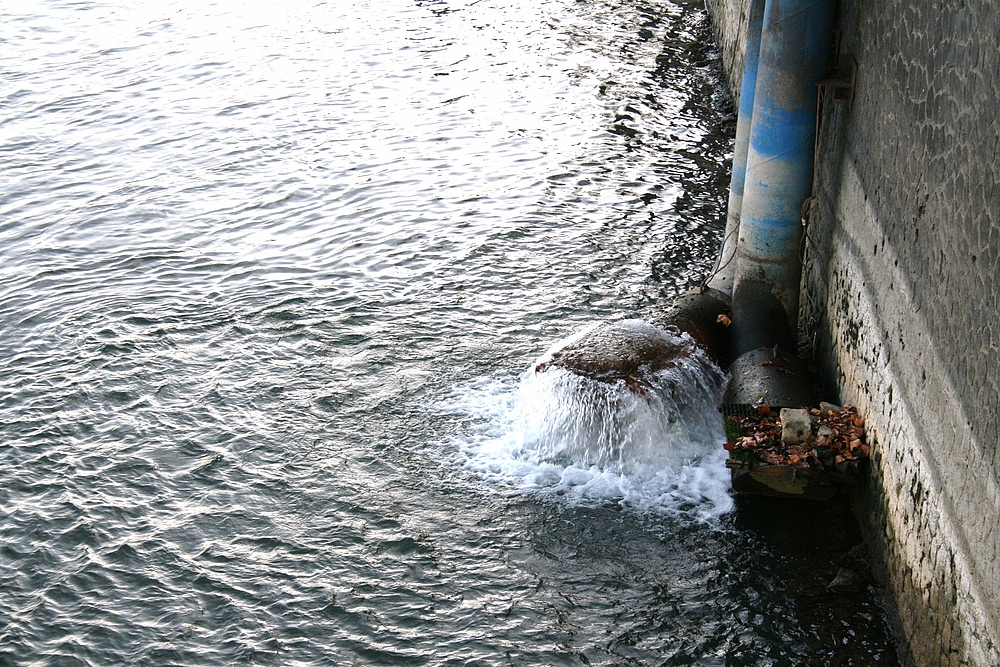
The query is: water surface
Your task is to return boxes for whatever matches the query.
[0,0,897,664]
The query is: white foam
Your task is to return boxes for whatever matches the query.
[441,330,735,522]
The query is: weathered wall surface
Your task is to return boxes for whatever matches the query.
[705,0,750,102]
[702,0,749,102]
[703,0,1000,665]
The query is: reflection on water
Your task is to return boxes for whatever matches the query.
[0,0,897,664]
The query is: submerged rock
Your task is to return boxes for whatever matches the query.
[827,567,861,593]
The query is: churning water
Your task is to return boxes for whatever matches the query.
[1,0,897,665]
[448,325,734,519]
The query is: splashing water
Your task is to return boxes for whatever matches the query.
[445,323,735,520]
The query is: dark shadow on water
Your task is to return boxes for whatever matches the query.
[724,493,903,666]
[732,493,862,557]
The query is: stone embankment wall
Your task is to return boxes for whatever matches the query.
[702,0,999,665]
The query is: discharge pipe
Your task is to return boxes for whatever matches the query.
[731,0,835,327]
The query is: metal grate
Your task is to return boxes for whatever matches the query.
[720,403,758,444]
[720,403,758,419]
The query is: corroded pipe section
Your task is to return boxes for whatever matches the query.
[725,279,814,407]
[536,288,731,389]
[650,287,732,366]
[535,319,693,386]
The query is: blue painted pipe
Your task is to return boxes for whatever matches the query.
[708,0,766,296]
[733,0,835,325]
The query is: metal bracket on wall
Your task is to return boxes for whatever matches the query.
[817,52,857,107]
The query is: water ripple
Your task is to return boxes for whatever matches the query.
[0,0,899,665]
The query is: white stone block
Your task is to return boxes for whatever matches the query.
[780,407,813,444]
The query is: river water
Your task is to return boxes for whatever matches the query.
[1,0,898,665]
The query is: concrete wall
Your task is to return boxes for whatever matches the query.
[703,1,1000,665]
[702,0,750,102]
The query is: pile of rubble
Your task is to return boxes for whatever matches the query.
[724,403,869,474]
